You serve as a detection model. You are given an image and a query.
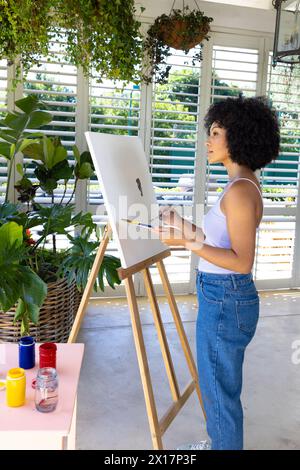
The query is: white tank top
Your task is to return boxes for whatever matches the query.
[198,177,264,274]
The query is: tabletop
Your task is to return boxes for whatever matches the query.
[0,343,84,434]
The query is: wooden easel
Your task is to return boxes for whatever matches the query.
[68,224,205,450]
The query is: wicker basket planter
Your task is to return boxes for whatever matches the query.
[0,278,82,343]
[159,19,210,50]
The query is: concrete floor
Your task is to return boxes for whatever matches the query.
[76,290,300,450]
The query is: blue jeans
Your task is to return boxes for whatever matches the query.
[196,271,260,450]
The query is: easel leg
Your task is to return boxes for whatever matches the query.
[68,225,112,343]
[124,275,163,450]
[143,268,180,402]
[156,260,206,419]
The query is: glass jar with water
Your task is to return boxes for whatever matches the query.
[35,367,58,413]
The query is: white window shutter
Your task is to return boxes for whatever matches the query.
[0,59,8,202]
[20,38,78,251]
[23,38,78,206]
[207,45,259,206]
[254,55,300,284]
[147,48,201,292]
[86,76,142,295]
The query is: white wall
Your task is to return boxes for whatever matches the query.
[139,0,276,35]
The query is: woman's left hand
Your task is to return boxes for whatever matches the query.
[152,225,186,247]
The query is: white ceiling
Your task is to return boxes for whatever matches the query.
[199,0,274,8]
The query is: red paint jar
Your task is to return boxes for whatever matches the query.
[39,343,57,369]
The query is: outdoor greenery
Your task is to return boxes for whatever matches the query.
[19,62,300,194]
[0,95,121,335]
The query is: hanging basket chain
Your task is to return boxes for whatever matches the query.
[194,0,201,11]
[170,0,176,15]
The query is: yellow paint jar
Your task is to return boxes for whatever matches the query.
[6,367,26,407]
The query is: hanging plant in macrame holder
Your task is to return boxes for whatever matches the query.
[142,0,213,84]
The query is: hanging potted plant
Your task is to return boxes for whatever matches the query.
[0,0,144,85]
[0,0,54,81]
[142,2,213,84]
[52,0,144,83]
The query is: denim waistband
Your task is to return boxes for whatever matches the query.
[196,270,253,289]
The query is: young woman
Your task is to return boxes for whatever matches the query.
[155,96,280,450]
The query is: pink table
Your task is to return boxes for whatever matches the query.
[0,343,84,450]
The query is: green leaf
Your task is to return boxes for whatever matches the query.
[40,178,57,194]
[22,131,45,139]
[10,143,16,159]
[79,151,94,167]
[3,113,29,132]
[0,203,20,222]
[52,144,68,167]
[27,110,53,129]
[14,298,25,322]
[42,136,54,168]
[34,163,48,183]
[72,145,81,163]
[21,267,47,311]
[15,95,39,114]
[0,129,19,144]
[13,271,47,326]
[41,137,67,169]
[75,150,94,179]
[27,303,40,325]
[18,138,40,154]
[16,163,24,176]
[35,204,73,236]
[0,244,27,311]
[51,160,73,181]
[0,142,11,159]
[22,141,44,161]
[15,176,33,189]
[77,161,94,179]
[0,274,22,311]
[97,265,105,291]
[0,221,23,249]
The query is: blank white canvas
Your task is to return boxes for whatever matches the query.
[85,132,167,268]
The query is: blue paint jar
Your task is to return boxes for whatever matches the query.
[19,336,35,369]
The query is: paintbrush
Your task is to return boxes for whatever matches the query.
[121,218,153,229]
[121,218,178,230]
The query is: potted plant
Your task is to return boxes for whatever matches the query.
[0,0,144,85]
[0,219,48,339]
[0,95,121,340]
[0,0,54,81]
[142,5,213,84]
[54,0,144,83]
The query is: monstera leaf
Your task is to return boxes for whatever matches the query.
[58,235,121,293]
[0,221,47,335]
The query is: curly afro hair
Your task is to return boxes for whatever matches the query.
[204,96,280,171]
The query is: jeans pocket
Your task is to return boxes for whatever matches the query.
[199,281,222,305]
[235,297,259,334]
